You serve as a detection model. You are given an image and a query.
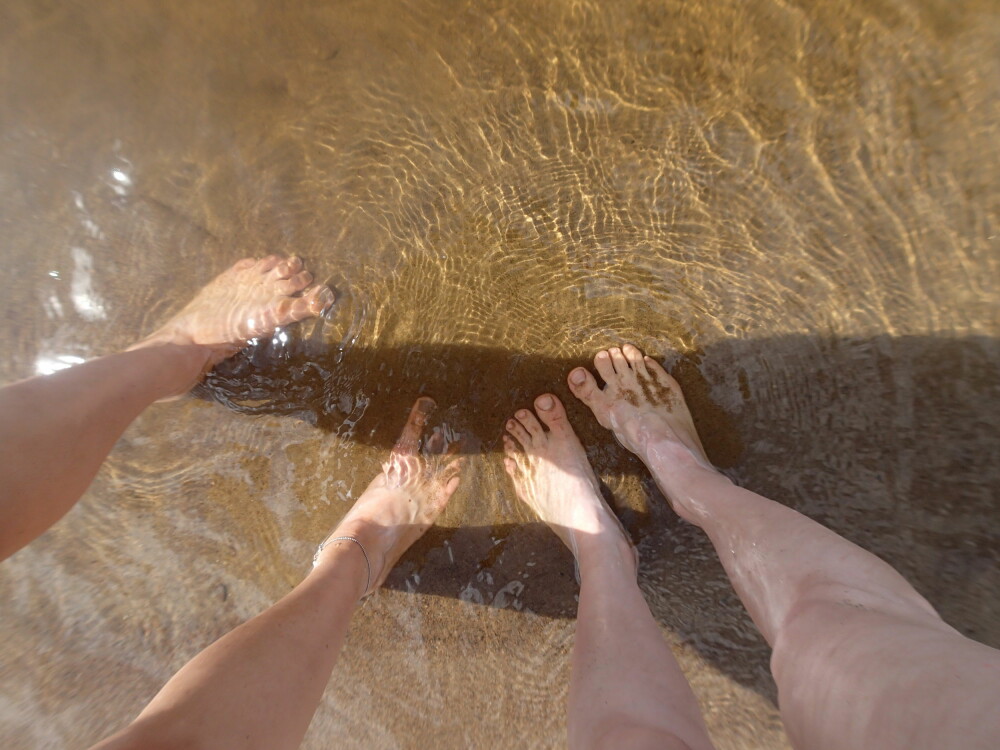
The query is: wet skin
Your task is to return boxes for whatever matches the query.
[503,376,717,750]
[130,254,336,393]
[314,396,464,590]
[3,250,997,750]
[0,254,334,561]
[94,397,463,750]
[529,342,1000,750]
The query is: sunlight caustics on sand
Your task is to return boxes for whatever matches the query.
[0,0,998,748]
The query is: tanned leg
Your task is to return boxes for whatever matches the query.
[568,343,1000,750]
[0,255,333,561]
[504,394,716,750]
[91,397,462,750]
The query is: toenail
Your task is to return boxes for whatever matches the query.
[537,395,553,410]
[517,410,529,419]
[570,369,586,384]
[597,351,609,359]
[507,420,515,429]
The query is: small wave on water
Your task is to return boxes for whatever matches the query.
[1,0,998,748]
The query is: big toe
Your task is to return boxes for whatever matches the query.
[568,367,604,408]
[534,393,571,434]
[502,436,523,474]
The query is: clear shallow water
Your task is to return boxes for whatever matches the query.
[1,0,998,747]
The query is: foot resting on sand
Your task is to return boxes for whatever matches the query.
[314,397,464,596]
[567,344,718,521]
[503,393,636,574]
[130,253,335,372]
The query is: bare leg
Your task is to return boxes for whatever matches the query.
[91,397,462,750]
[568,344,1000,750]
[503,395,715,750]
[0,255,333,561]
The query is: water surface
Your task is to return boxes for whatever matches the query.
[1,0,998,748]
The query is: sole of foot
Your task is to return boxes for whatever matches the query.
[503,393,637,576]
[314,397,464,596]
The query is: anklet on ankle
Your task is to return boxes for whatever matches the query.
[313,536,371,598]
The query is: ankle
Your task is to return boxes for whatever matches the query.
[657,461,732,524]
[309,541,370,601]
[575,527,637,581]
[128,323,194,350]
[121,340,214,399]
[641,434,711,473]
[317,519,389,584]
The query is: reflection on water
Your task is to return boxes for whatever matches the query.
[1,0,998,748]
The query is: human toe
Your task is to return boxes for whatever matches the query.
[506,418,532,448]
[434,450,465,498]
[273,255,304,279]
[593,349,617,383]
[502,440,527,481]
[622,344,648,374]
[394,397,436,454]
[534,394,570,433]
[568,366,602,404]
[443,474,461,497]
[643,355,677,388]
[424,428,446,455]
[306,285,336,314]
[609,347,630,374]
[281,286,334,322]
[276,270,313,295]
[515,409,544,439]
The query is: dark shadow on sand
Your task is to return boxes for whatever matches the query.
[197,332,1000,705]
[197,338,745,464]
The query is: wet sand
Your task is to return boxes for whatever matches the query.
[1,0,998,748]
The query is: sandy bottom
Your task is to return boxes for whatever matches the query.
[1,0,999,747]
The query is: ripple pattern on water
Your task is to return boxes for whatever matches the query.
[0,0,998,748]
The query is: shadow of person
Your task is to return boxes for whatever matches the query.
[197,338,745,465]
[196,331,1000,706]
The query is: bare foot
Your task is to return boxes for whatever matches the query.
[132,254,335,365]
[503,394,636,572]
[313,397,463,595]
[567,344,713,470]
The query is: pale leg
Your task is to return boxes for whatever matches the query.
[568,344,1000,750]
[504,395,715,750]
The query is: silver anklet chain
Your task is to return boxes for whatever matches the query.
[313,535,371,599]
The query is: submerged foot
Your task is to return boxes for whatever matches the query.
[568,344,719,521]
[132,254,335,366]
[568,344,712,470]
[314,397,463,595]
[503,394,636,573]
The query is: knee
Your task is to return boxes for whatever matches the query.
[769,595,955,746]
